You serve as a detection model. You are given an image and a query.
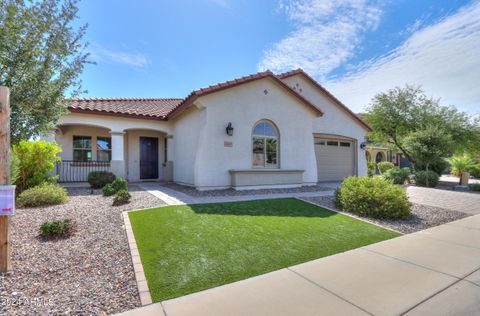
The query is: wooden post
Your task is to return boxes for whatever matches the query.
[0,86,11,272]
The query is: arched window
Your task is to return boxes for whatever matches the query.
[375,152,384,163]
[252,120,279,168]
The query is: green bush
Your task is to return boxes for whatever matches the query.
[416,159,449,175]
[449,154,477,176]
[468,165,480,179]
[40,219,74,238]
[377,161,395,174]
[415,170,440,187]
[88,171,116,189]
[12,140,62,192]
[9,152,20,185]
[102,177,128,196]
[112,189,132,206]
[470,183,480,191]
[17,183,68,207]
[335,176,410,219]
[383,167,411,185]
[367,160,375,177]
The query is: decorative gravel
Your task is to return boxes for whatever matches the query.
[163,183,334,197]
[0,185,164,316]
[302,196,470,234]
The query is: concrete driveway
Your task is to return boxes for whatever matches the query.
[117,214,480,316]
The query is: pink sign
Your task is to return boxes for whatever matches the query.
[0,185,15,216]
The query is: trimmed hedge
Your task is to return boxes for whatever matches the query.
[88,171,116,189]
[102,177,128,196]
[377,161,395,174]
[470,183,480,191]
[415,170,439,187]
[17,183,68,208]
[335,176,410,219]
[382,167,411,185]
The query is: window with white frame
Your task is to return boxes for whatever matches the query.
[252,120,279,168]
[73,136,92,161]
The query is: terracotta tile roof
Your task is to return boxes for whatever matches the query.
[67,98,183,119]
[277,69,372,131]
[167,70,324,119]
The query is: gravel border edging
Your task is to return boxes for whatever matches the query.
[123,211,153,306]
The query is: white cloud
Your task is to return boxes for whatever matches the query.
[258,0,383,80]
[325,1,480,115]
[92,47,151,68]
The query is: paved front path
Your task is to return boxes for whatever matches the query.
[117,214,480,316]
[407,186,480,215]
[137,182,336,205]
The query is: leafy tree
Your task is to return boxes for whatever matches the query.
[0,0,90,143]
[403,127,453,187]
[364,86,480,165]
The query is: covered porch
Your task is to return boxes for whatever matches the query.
[49,121,174,183]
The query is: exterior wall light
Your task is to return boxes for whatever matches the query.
[226,122,234,136]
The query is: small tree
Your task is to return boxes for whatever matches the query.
[404,127,453,187]
[0,0,90,143]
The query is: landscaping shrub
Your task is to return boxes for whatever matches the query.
[12,140,62,192]
[9,152,20,185]
[17,183,68,207]
[102,177,128,196]
[40,219,74,238]
[470,183,480,191]
[382,167,411,185]
[414,170,439,187]
[377,161,394,174]
[112,189,132,206]
[88,171,116,189]
[367,160,375,177]
[416,159,449,175]
[468,165,480,179]
[335,176,410,219]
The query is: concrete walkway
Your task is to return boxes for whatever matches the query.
[117,214,480,316]
[137,182,336,205]
[407,186,480,215]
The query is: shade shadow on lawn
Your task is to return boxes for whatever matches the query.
[129,198,400,302]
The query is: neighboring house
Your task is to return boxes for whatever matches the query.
[47,69,371,190]
[365,145,412,168]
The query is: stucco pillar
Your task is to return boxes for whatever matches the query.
[165,135,174,182]
[110,131,126,179]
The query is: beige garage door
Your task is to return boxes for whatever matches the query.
[314,138,355,181]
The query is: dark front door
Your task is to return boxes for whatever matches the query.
[140,137,159,179]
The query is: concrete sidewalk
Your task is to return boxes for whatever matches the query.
[117,214,480,316]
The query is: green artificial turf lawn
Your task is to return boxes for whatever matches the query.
[129,198,400,302]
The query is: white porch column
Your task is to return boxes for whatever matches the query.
[165,135,174,182]
[110,131,126,179]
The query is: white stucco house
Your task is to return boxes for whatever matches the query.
[48,69,371,190]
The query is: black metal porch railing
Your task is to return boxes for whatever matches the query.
[56,160,111,183]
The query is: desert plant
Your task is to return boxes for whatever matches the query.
[112,189,132,206]
[40,219,74,238]
[12,140,62,192]
[449,154,478,176]
[367,160,375,177]
[102,177,128,196]
[335,176,410,219]
[382,167,411,185]
[414,170,440,188]
[88,171,116,189]
[470,183,480,191]
[17,183,68,207]
[377,161,395,174]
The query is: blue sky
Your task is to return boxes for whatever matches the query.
[76,0,479,114]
